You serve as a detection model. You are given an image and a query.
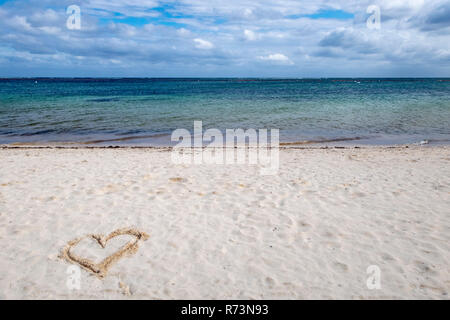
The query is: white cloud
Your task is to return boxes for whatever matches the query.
[258,53,293,64]
[0,0,449,76]
[30,9,59,24]
[38,26,61,35]
[177,28,191,36]
[244,29,258,41]
[6,16,33,32]
[194,38,214,49]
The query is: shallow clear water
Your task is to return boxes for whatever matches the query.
[0,78,449,146]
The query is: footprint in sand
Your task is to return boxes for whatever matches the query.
[334,262,349,272]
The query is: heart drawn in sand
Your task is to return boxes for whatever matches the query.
[61,228,149,278]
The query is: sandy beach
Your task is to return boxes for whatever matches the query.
[0,146,449,299]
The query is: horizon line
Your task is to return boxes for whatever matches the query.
[1,77,449,80]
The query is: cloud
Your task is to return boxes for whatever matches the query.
[426,3,450,25]
[243,29,258,41]
[420,2,450,31]
[85,0,160,17]
[193,38,214,49]
[0,0,449,76]
[6,15,33,31]
[258,53,293,64]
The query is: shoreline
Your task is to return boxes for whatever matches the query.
[0,145,447,152]
[1,142,447,150]
[2,132,449,149]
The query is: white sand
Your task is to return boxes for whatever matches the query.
[0,146,449,299]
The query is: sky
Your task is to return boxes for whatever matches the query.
[0,0,449,77]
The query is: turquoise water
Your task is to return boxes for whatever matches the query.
[0,78,449,146]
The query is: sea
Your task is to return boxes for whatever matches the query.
[0,78,449,146]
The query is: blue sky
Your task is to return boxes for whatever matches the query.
[0,0,449,77]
